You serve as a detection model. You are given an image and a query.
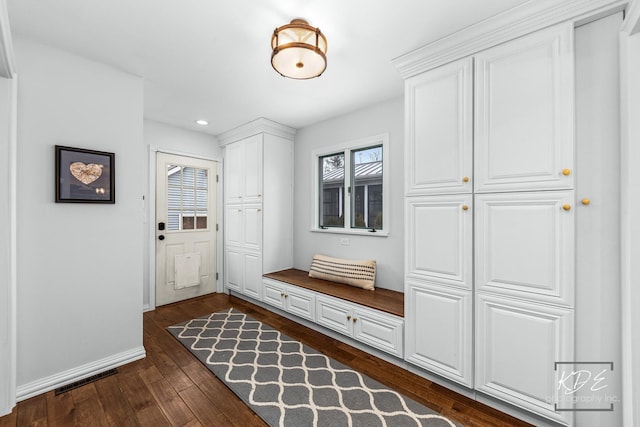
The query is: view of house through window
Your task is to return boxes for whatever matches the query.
[351,145,383,229]
[319,153,345,227]
[167,165,209,231]
[318,143,384,231]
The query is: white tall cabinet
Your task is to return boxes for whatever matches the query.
[400,16,624,425]
[221,119,294,301]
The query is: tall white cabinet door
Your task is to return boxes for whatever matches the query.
[475,293,573,425]
[406,195,472,289]
[474,22,574,193]
[243,252,262,300]
[243,134,263,202]
[405,281,473,386]
[225,205,243,247]
[225,248,243,292]
[475,191,575,306]
[242,205,262,252]
[405,57,473,195]
[225,142,244,203]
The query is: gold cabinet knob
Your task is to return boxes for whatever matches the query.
[581,198,591,206]
[462,205,469,211]
[562,204,572,211]
[562,168,571,176]
[462,177,469,183]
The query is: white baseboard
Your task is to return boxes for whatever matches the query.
[143,303,152,312]
[16,346,146,401]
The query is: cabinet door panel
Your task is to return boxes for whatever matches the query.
[406,57,473,195]
[225,142,244,203]
[475,191,574,306]
[285,287,315,321]
[225,206,243,247]
[225,248,242,292]
[475,293,573,425]
[243,252,262,300]
[243,205,262,251]
[243,134,263,202]
[263,279,285,310]
[405,281,473,386]
[316,296,352,336]
[353,307,403,358]
[475,23,574,192]
[406,195,472,289]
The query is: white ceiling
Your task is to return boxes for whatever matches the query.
[6,0,531,135]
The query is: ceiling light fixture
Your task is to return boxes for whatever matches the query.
[195,120,209,126]
[271,19,327,80]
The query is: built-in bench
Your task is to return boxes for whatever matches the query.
[263,268,404,317]
[261,268,405,358]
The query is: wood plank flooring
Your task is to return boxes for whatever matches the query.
[0,293,533,426]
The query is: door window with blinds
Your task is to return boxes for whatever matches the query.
[167,165,209,231]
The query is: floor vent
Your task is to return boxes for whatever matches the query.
[54,368,118,395]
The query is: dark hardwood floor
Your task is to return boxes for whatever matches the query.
[0,293,533,426]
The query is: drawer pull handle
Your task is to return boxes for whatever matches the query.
[353,318,358,323]
[347,315,351,320]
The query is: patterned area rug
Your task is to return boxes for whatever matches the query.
[168,308,458,427]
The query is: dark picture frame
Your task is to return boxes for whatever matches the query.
[55,145,115,203]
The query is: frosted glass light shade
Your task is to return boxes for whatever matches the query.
[271,19,327,79]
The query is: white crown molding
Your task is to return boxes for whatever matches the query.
[392,0,627,78]
[623,0,640,33]
[0,0,16,78]
[16,347,146,401]
[217,117,296,146]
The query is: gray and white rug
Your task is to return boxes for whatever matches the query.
[168,308,458,427]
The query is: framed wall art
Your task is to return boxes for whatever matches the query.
[55,145,115,203]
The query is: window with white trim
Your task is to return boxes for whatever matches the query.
[312,133,389,236]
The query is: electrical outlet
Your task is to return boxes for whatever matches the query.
[340,238,350,246]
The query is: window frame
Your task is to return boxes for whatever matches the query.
[311,133,390,237]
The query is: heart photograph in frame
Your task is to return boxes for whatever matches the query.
[55,145,115,203]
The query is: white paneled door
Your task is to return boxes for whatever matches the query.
[405,57,473,195]
[474,22,575,193]
[156,153,218,306]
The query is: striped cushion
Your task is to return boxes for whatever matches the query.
[308,254,376,290]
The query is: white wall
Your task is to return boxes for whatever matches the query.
[293,96,404,291]
[143,120,221,309]
[14,38,144,392]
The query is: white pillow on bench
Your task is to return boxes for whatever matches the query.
[308,254,376,290]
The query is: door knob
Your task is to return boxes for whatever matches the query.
[158,235,165,241]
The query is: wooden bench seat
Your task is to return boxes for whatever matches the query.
[263,268,404,318]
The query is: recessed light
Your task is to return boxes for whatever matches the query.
[195,119,209,126]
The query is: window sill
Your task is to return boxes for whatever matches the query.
[309,227,389,237]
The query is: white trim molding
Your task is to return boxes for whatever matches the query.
[392,0,627,78]
[0,0,17,415]
[217,117,296,146]
[0,0,16,78]
[16,347,146,401]
[623,0,640,33]
[619,9,640,425]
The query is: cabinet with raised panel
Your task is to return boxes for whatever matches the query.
[405,57,473,195]
[222,120,294,300]
[402,21,577,424]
